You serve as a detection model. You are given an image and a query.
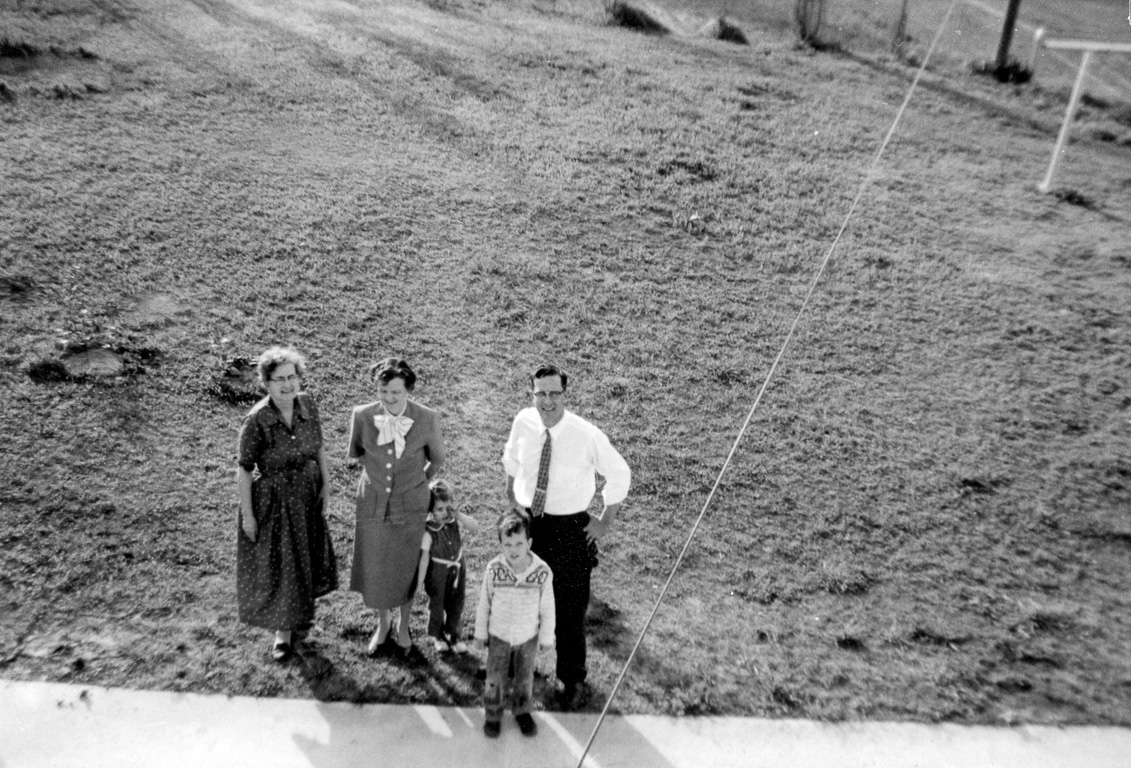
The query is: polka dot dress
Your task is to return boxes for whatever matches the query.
[236,393,338,631]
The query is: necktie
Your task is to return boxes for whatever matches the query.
[530,430,552,517]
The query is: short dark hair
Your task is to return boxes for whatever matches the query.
[429,479,454,511]
[530,364,568,392]
[496,510,531,541]
[369,357,416,391]
[257,346,306,389]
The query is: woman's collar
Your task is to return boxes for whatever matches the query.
[265,394,307,422]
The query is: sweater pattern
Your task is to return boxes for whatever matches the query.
[474,552,555,647]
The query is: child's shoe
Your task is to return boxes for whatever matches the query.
[483,719,501,738]
[515,713,538,737]
[433,638,450,653]
[452,640,469,654]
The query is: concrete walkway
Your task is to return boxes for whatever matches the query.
[2,679,1129,768]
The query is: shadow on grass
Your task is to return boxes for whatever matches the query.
[577,597,686,713]
[584,596,777,716]
[294,637,482,706]
[288,597,726,715]
[834,46,1058,135]
[587,597,628,657]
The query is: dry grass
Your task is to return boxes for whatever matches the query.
[1,0,1129,726]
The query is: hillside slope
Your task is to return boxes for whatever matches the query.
[1,0,1129,725]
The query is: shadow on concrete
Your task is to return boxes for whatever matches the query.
[292,700,681,768]
[288,597,682,767]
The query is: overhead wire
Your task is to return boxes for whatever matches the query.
[573,2,961,765]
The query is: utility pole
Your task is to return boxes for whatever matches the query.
[994,0,1023,72]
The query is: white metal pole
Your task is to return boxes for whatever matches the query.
[1028,27,1045,72]
[1038,49,1092,193]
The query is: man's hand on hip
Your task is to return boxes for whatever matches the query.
[584,503,619,543]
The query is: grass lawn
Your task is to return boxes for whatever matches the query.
[1,0,1129,725]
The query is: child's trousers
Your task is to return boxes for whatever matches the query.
[425,561,466,641]
[483,635,539,721]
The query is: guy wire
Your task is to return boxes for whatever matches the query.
[574,2,961,765]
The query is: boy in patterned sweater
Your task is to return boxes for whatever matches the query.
[474,510,555,738]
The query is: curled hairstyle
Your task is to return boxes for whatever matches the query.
[429,478,454,512]
[496,510,531,542]
[530,363,568,392]
[369,357,417,391]
[257,346,306,389]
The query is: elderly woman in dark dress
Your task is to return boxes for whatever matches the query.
[237,346,338,662]
[349,357,446,658]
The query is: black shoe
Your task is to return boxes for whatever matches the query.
[483,720,501,738]
[515,713,538,737]
[562,682,587,711]
[393,640,416,662]
[366,635,389,658]
[394,625,413,659]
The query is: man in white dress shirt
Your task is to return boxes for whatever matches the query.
[503,364,631,710]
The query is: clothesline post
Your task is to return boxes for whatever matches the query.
[1036,38,1131,194]
[1038,49,1091,193]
